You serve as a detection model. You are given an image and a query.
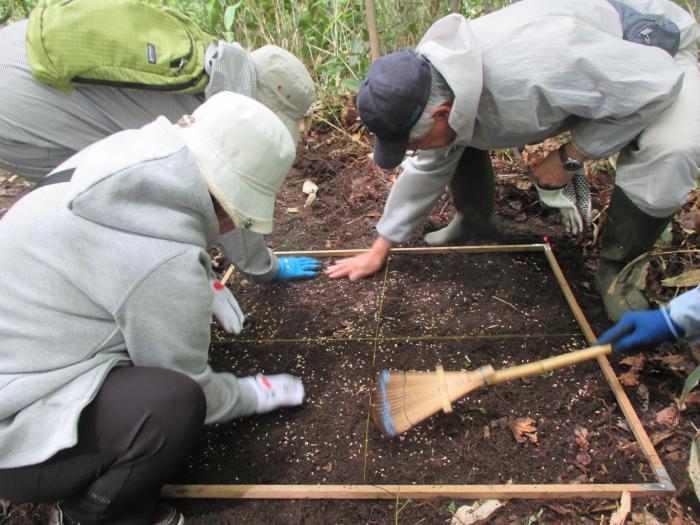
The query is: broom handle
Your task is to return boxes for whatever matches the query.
[487,344,612,385]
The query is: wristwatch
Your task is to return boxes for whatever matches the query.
[558,144,584,174]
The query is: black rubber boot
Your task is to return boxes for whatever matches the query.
[424,147,501,246]
[595,186,674,322]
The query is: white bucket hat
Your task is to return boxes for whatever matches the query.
[175,91,295,235]
[250,45,316,144]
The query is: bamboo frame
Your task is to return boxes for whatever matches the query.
[164,244,674,500]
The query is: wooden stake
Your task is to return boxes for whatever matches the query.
[364,0,381,62]
[220,265,235,286]
[162,482,672,500]
[543,244,673,487]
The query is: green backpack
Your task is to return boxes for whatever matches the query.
[26,0,213,94]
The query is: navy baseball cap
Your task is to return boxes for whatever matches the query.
[357,49,432,169]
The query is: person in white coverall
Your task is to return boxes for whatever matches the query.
[0,92,305,525]
[326,0,700,322]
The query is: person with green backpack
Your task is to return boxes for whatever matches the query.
[0,91,307,525]
[0,0,322,285]
[0,0,315,180]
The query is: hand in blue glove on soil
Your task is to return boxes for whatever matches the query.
[276,256,320,280]
[596,308,684,353]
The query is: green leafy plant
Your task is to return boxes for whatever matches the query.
[680,364,700,408]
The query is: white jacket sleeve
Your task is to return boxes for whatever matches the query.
[376,144,464,243]
[218,229,278,282]
[115,249,257,424]
[669,286,700,347]
[566,31,684,158]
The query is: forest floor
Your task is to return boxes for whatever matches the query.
[0,105,698,524]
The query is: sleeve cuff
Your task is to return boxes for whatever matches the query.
[661,307,683,339]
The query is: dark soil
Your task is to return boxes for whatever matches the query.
[1,119,698,524]
[180,251,646,489]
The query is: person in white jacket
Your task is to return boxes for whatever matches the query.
[326,0,699,322]
[0,92,304,525]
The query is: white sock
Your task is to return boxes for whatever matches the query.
[241,373,305,414]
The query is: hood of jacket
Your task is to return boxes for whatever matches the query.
[416,13,483,144]
[65,117,219,248]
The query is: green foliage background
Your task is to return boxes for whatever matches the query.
[1,0,698,95]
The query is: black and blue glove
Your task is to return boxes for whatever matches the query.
[275,256,320,280]
[596,308,684,353]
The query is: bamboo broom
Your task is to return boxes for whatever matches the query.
[371,344,612,437]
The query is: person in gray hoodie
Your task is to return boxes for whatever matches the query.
[326,0,699,323]
[0,91,304,525]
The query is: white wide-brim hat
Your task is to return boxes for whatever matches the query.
[250,45,316,144]
[175,91,295,234]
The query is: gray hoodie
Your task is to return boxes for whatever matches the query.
[0,117,257,469]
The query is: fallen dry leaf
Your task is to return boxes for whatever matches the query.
[511,417,538,443]
[568,473,588,484]
[630,510,663,525]
[515,179,533,191]
[340,107,358,127]
[655,406,679,427]
[620,355,645,370]
[610,490,631,525]
[325,239,342,248]
[574,425,589,450]
[662,269,700,288]
[665,439,685,453]
[576,452,592,466]
[651,430,675,446]
[546,504,577,517]
[677,207,700,233]
[619,371,640,386]
[636,384,650,413]
[450,500,503,525]
[666,450,686,462]
[616,418,631,432]
[654,353,694,375]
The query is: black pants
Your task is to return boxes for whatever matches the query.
[0,366,206,525]
[450,147,496,220]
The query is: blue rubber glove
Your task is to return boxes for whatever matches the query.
[596,308,684,353]
[275,256,320,280]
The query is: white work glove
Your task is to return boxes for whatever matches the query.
[210,277,244,334]
[240,373,305,414]
[535,170,591,235]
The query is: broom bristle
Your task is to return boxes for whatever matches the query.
[371,366,493,437]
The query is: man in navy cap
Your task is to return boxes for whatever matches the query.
[326,0,699,322]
